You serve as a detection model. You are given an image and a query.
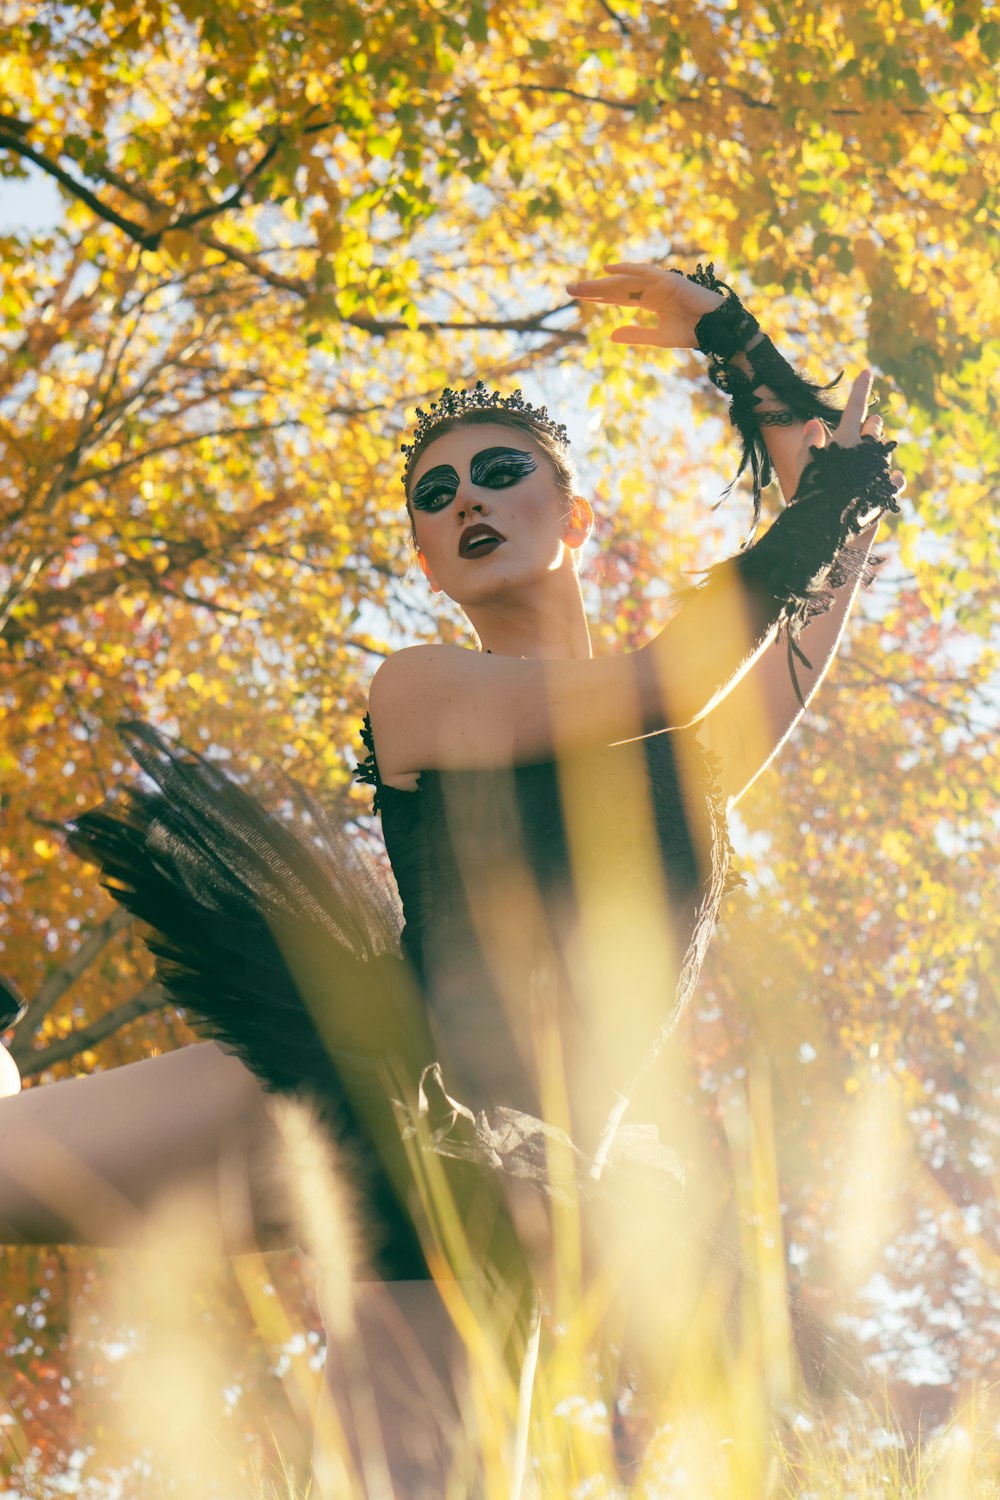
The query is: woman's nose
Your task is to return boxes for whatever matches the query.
[456,491,488,520]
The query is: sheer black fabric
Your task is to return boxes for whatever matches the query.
[65,722,435,1278]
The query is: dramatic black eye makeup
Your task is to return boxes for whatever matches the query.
[410,447,538,512]
[470,447,538,486]
[411,464,459,513]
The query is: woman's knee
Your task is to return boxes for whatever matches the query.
[0,1043,292,1248]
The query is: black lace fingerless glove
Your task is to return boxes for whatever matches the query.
[681,432,901,705]
[671,262,847,541]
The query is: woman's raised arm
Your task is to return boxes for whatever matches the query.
[369,371,898,781]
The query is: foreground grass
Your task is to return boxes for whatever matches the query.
[2,1091,997,1499]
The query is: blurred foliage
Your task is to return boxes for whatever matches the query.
[1,0,998,1485]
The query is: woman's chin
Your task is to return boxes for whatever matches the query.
[447,557,565,608]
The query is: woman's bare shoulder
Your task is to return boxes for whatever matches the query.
[366,643,652,778]
[366,645,479,784]
[368,643,475,713]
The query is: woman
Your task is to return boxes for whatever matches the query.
[0,261,904,1495]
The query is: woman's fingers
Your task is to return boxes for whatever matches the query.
[566,263,675,302]
[600,262,664,277]
[566,273,648,304]
[840,369,873,443]
[610,325,666,346]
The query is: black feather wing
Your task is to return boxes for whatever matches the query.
[64,720,434,1276]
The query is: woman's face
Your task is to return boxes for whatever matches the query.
[407,422,581,606]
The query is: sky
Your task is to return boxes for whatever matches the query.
[0,164,63,233]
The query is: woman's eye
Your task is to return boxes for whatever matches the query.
[473,462,536,492]
[471,449,537,488]
[412,487,456,512]
[478,464,529,489]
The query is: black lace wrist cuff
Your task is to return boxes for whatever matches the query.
[672,261,852,542]
[669,261,760,363]
[694,294,760,364]
[744,334,844,425]
[789,432,900,519]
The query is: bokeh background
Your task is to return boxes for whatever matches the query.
[1,0,998,1493]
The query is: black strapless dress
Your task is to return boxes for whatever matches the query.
[364,722,738,1142]
[63,717,735,1280]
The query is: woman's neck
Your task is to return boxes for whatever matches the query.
[465,571,593,660]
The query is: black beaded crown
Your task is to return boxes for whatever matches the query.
[400,381,571,483]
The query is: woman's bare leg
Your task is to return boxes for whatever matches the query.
[0,1041,292,1251]
[0,1044,501,1494]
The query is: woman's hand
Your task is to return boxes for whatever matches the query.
[565,261,726,350]
[788,369,907,507]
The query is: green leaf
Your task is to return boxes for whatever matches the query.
[467,4,489,44]
[834,242,854,274]
[900,67,926,103]
[979,21,1000,61]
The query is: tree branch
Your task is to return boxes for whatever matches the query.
[496,83,996,119]
[12,908,133,1037]
[597,0,632,35]
[14,982,166,1076]
[0,121,289,249]
[0,129,165,248]
[346,306,584,338]
[66,418,307,491]
[169,134,285,232]
[195,229,312,292]
[194,227,585,336]
[1,488,295,644]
